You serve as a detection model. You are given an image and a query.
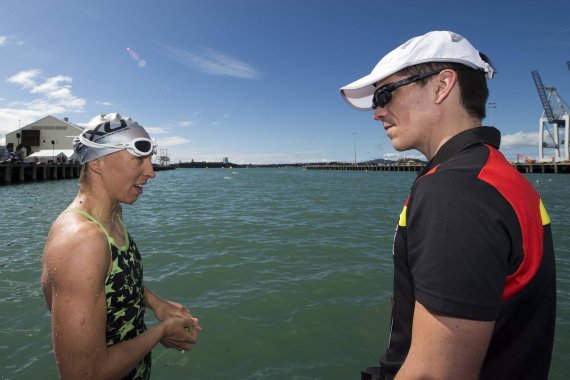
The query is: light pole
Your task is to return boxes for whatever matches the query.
[488,102,496,126]
[352,132,357,164]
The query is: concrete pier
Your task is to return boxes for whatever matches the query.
[0,162,81,184]
[304,162,570,173]
[304,164,425,172]
[512,162,570,174]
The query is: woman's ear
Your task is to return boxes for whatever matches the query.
[87,159,103,175]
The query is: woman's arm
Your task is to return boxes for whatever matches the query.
[43,218,197,379]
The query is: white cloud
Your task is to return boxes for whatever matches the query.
[7,71,85,110]
[156,136,191,146]
[7,69,40,88]
[176,120,194,127]
[0,69,86,135]
[501,131,538,149]
[30,75,73,97]
[383,151,425,161]
[383,152,402,160]
[0,35,23,46]
[145,127,169,134]
[163,46,261,80]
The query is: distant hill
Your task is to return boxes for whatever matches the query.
[172,158,427,168]
[362,158,426,165]
[362,158,393,165]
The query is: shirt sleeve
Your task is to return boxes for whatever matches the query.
[406,171,516,321]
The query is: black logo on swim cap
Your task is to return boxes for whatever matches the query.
[83,119,128,142]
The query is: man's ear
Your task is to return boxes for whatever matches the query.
[434,69,459,104]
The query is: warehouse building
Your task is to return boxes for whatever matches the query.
[4,115,83,162]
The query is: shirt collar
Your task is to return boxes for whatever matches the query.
[420,126,501,176]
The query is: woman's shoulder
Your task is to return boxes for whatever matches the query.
[44,210,111,276]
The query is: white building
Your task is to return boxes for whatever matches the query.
[5,115,83,159]
[27,149,76,163]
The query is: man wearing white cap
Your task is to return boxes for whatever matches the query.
[341,31,556,379]
[41,113,202,379]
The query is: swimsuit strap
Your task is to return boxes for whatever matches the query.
[63,208,128,250]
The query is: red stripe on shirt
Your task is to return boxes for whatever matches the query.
[478,145,544,302]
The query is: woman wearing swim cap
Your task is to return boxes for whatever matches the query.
[41,113,202,379]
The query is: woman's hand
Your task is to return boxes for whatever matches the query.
[145,288,202,351]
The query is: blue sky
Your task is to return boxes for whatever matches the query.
[1,0,569,164]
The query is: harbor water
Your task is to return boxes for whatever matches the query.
[0,168,569,379]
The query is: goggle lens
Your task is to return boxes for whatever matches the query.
[124,138,157,156]
[133,140,152,154]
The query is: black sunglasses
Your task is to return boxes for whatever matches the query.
[372,70,441,109]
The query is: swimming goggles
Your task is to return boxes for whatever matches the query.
[372,70,441,109]
[77,133,157,157]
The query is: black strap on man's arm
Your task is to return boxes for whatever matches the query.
[361,366,384,380]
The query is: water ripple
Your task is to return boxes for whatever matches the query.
[1,170,569,379]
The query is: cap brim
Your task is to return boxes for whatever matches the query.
[340,67,402,111]
[339,75,376,111]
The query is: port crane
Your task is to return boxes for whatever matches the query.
[155,148,170,166]
[516,154,536,164]
[531,70,569,162]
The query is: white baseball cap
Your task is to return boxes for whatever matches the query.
[340,31,495,110]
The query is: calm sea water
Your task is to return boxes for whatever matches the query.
[0,168,568,379]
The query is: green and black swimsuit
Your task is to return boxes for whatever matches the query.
[65,208,151,380]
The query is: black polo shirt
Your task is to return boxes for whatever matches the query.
[380,127,556,379]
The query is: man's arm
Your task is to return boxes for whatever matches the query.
[396,301,494,380]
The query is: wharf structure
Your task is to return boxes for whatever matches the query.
[1,161,181,184]
[304,162,570,174]
[2,161,568,185]
[0,162,81,184]
[304,163,424,172]
[512,161,570,174]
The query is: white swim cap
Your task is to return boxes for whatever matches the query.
[73,113,156,164]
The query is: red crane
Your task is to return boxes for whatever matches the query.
[516,154,536,164]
